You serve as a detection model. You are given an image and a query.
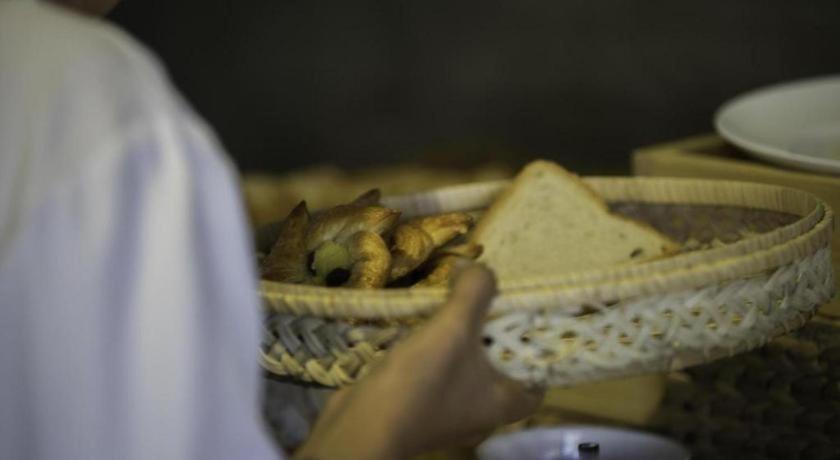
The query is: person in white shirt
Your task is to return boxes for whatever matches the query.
[0,0,542,458]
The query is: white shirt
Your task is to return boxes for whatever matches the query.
[0,2,282,458]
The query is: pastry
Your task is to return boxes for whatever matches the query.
[345,231,392,288]
[389,212,474,281]
[306,205,399,253]
[262,190,400,288]
[261,191,481,289]
[413,243,484,287]
[260,201,311,283]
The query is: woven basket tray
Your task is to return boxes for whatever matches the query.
[259,177,835,387]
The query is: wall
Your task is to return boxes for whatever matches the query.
[110,0,840,174]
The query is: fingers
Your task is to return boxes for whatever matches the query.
[441,262,543,426]
[457,430,494,448]
[441,262,498,330]
[495,379,545,424]
[322,386,351,413]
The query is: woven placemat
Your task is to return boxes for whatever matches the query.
[500,316,840,460]
[649,315,840,460]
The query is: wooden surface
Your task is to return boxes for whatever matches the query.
[634,134,840,317]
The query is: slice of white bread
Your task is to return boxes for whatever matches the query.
[471,160,677,280]
[472,160,676,425]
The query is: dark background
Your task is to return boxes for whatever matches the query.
[109,0,840,175]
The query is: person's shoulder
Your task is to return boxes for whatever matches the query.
[0,1,180,118]
[3,3,155,69]
[0,2,231,210]
[0,2,214,170]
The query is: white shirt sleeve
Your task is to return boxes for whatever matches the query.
[0,3,282,459]
[0,107,284,460]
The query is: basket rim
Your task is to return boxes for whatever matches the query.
[483,183,825,291]
[260,176,833,319]
[259,245,833,387]
[261,209,832,318]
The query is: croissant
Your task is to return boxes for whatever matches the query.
[261,189,478,289]
[345,231,392,288]
[307,205,399,252]
[263,190,399,289]
[413,243,483,287]
[261,201,311,283]
[389,212,474,280]
[348,188,382,207]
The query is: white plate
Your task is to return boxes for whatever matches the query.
[714,75,840,174]
[476,426,690,460]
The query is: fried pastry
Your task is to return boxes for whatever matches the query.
[307,205,400,252]
[348,188,382,207]
[345,231,391,288]
[389,212,474,280]
[261,190,479,289]
[261,201,311,283]
[257,190,395,288]
[413,243,483,287]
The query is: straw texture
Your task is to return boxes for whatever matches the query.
[259,177,835,387]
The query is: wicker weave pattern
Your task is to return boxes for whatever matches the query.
[261,316,404,386]
[486,247,833,386]
[260,247,832,387]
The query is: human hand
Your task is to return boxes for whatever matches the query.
[294,263,543,459]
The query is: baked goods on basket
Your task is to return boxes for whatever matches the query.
[258,189,481,289]
[258,160,835,387]
[244,163,512,228]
